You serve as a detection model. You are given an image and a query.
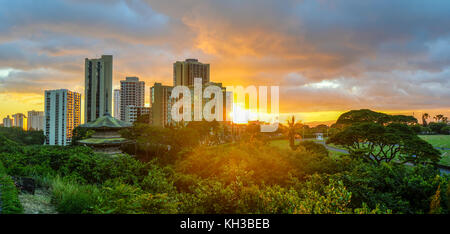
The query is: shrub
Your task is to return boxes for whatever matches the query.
[0,161,23,214]
[50,176,100,214]
[93,179,178,214]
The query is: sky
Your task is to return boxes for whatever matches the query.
[1,0,450,124]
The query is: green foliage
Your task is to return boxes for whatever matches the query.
[71,126,95,146]
[0,117,448,214]
[0,162,23,214]
[0,127,44,145]
[332,162,449,214]
[93,179,178,214]
[328,123,441,164]
[50,176,100,214]
[335,109,417,127]
[440,126,450,135]
[429,122,448,134]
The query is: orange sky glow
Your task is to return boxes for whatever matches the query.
[1,0,450,126]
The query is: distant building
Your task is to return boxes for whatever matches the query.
[44,89,81,146]
[27,110,44,131]
[173,59,210,86]
[85,55,113,123]
[150,83,173,126]
[2,115,13,127]
[114,89,121,119]
[12,113,27,130]
[125,105,151,123]
[120,77,145,121]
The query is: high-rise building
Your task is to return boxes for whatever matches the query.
[12,113,27,130]
[44,89,81,146]
[173,59,210,86]
[120,77,145,121]
[114,89,121,119]
[150,83,173,126]
[2,115,13,127]
[169,82,229,124]
[27,110,44,131]
[125,105,151,123]
[85,55,113,123]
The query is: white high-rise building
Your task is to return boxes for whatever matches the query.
[2,115,13,127]
[114,89,121,119]
[44,89,81,146]
[27,110,44,131]
[85,55,113,123]
[120,77,145,121]
[12,113,27,130]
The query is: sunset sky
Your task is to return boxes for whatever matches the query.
[1,0,450,124]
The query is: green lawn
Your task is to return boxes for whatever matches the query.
[419,135,450,149]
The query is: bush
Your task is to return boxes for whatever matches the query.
[0,162,23,214]
[93,179,178,214]
[441,126,450,135]
[332,161,449,213]
[50,176,100,214]
[429,122,448,134]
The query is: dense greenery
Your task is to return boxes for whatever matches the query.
[327,122,441,164]
[0,161,23,214]
[334,109,418,127]
[0,110,449,214]
[0,127,44,145]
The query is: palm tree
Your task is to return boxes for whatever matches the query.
[434,114,444,123]
[287,116,303,150]
[422,113,429,127]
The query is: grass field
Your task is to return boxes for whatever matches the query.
[419,135,450,149]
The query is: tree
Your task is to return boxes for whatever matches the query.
[335,109,417,127]
[428,122,448,134]
[422,113,430,127]
[286,116,303,150]
[434,114,445,123]
[71,126,95,146]
[441,126,450,135]
[327,123,441,164]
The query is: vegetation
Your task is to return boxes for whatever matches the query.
[327,122,441,164]
[0,161,23,214]
[0,109,449,214]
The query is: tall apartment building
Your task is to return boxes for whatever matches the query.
[120,77,145,121]
[150,83,173,126]
[114,89,121,119]
[85,55,113,123]
[125,106,151,123]
[27,110,44,131]
[12,113,27,130]
[44,89,81,146]
[2,115,13,127]
[173,59,210,86]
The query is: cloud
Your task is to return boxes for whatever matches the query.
[1,0,450,119]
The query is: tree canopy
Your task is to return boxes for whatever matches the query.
[327,122,441,164]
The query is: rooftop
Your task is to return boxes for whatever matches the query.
[78,113,132,129]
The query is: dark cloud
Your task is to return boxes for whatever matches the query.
[1,0,450,116]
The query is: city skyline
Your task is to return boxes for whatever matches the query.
[1,0,450,124]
